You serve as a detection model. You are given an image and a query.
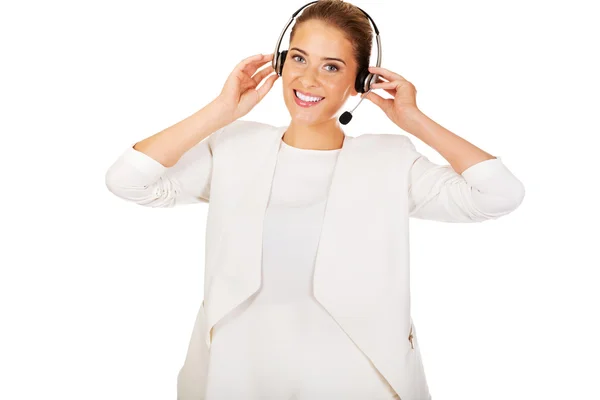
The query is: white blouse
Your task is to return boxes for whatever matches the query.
[203,138,400,399]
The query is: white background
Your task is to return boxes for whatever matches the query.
[1,0,598,399]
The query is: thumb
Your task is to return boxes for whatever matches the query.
[365,90,386,109]
[257,73,279,102]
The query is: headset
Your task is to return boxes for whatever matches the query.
[272,0,382,125]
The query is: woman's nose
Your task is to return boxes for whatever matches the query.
[298,69,320,87]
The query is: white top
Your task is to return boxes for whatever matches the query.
[203,138,400,399]
[255,138,340,306]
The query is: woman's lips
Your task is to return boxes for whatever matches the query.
[293,89,325,108]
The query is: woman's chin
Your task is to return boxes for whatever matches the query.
[291,113,320,123]
[284,106,318,122]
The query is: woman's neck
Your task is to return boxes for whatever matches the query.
[283,119,346,150]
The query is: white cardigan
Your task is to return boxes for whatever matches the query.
[105,120,525,400]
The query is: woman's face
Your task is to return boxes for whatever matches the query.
[282,19,359,125]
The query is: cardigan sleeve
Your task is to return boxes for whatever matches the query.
[105,125,228,207]
[404,137,526,222]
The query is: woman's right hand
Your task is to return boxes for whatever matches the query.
[214,53,279,124]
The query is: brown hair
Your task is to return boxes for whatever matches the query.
[289,0,373,77]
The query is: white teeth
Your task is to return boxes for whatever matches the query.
[295,90,323,102]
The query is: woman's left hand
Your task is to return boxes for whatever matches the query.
[364,66,422,131]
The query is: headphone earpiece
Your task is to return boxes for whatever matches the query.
[355,70,379,93]
[355,69,370,93]
[276,50,288,76]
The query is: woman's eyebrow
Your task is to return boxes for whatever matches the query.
[289,47,346,65]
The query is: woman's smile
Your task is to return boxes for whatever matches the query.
[293,89,325,108]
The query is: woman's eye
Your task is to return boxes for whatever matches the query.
[291,55,338,73]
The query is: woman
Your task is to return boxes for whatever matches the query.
[105,1,525,399]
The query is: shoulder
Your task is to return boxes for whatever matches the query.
[212,119,280,148]
[352,132,417,151]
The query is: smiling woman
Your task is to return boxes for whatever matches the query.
[197,4,409,396]
[105,1,525,399]
[277,0,379,142]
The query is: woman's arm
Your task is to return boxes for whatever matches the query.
[363,66,524,222]
[133,99,232,168]
[401,110,525,222]
[105,53,279,208]
[402,109,497,174]
[105,100,233,207]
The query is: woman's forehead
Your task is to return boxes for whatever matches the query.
[290,21,354,58]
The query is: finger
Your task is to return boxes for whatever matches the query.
[234,53,272,76]
[381,88,397,96]
[235,53,265,70]
[371,81,398,96]
[246,53,274,69]
[241,53,274,76]
[368,66,406,82]
[252,65,275,85]
[256,73,279,101]
[371,81,399,90]
[365,91,393,112]
[244,53,274,65]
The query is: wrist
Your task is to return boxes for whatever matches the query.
[398,108,428,136]
[208,98,235,126]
